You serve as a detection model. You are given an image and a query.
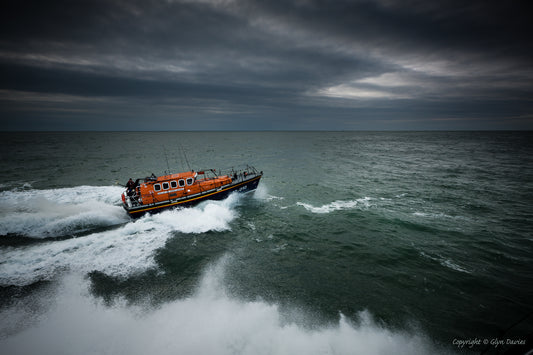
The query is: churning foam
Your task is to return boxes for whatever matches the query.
[297,197,372,214]
[0,190,240,286]
[147,191,240,234]
[0,186,128,238]
[0,256,449,355]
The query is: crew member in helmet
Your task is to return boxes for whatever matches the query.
[126,178,135,196]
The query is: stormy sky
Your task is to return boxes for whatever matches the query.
[1,0,532,130]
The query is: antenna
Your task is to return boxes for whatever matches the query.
[179,143,192,171]
[163,146,171,175]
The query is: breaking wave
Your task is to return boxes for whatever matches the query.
[0,256,448,355]
[297,197,372,214]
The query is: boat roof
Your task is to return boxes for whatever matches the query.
[155,171,197,182]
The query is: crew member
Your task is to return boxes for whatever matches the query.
[126,178,135,196]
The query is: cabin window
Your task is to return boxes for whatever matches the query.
[178,179,185,187]
[170,181,177,188]
[186,178,194,185]
[154,184,161,191]
[162,182,169,190]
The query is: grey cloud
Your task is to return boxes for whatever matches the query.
[0,0,532,130]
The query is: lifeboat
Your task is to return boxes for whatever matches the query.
[121,165,262,218]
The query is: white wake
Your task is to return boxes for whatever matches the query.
[0,188,241,286]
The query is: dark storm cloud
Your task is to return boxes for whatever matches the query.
[1,0,532,130]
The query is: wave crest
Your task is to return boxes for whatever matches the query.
[297,197,372,214]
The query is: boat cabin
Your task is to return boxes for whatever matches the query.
[125,170,232,206]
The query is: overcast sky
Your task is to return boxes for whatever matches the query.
[1,0,532,130]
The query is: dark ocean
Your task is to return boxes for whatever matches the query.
[1,131,532,355]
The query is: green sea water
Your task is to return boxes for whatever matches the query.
[1,131,532,354]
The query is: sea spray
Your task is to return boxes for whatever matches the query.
[0,258,449,355]
[148,192,240,234]
[0,186,127,238]
[0,192,241,286]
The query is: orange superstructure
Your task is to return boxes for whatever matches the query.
[137,170,231,205]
